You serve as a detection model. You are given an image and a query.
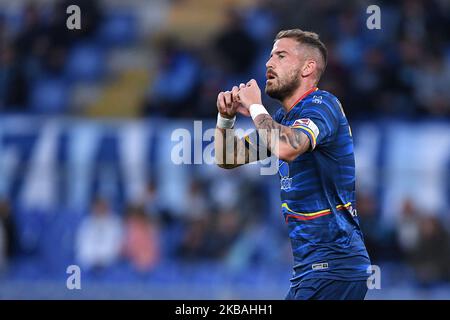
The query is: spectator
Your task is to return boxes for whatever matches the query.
[176,214,211,261]
[143,35,201,118]
[206,208,243,259]
[141,181,174,224]
[242,0,279,45]
[397,0,428,43]
[396,199,421,260]
[13,2,47,60]
[185,178,209,220]
[0,220,4,273]
[122,205,160,273]
[413,49,450,116]
[225,217,289,271]
[357,192,399,262]
[410,215,450,285]
[213,9,258,77]
[0,44,29,110]
[75,197,123,272]
[0,199,16,272]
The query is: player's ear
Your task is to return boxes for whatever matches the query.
[301,59,316,78]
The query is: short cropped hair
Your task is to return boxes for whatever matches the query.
[275,29,328,81]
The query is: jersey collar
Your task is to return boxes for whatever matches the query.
[286,87,318,113]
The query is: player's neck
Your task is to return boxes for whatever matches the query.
[281,82,317,112]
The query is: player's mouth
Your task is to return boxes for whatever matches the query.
[266,73,276,82]
[266,72,277,82]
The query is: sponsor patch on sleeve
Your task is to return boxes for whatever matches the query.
[291,118,320,149]
[291,118,320,138]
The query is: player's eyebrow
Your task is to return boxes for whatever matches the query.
[270,50,289,57]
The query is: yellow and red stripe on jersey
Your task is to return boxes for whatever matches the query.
[282,202,352,222]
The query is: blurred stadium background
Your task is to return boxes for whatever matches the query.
[0,0,450,299]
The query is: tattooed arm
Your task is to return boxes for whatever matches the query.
[253,114,310,162]
[215,86,271,169]
[237,79,311,162]
[215,127,249,169]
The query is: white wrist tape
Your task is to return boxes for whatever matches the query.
[249,104,269,120]
[217,113,236,129]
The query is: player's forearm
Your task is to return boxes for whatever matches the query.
[214,127,235,169]
[214,127,246,169]
[253,114,310,162]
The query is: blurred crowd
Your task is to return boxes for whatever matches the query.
[358,193,450,286]
[0,0,104,113]
[0,0,450,294]
[1,0,450,118]
[0,174,291,280]
[1,177,450,287]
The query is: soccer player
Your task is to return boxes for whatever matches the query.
[214,29,371,300]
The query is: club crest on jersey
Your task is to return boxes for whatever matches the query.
[312,95,323,104]
[278,160,292,190]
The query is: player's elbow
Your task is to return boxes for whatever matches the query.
[215,161,237,169]
[215,155,232,169]
[216,164,238,169]
[277,147,304,162]
[216,163,230,169]
[277,137,310,162]
[278,151,299,163]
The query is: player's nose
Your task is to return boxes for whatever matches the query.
[265,57,274,69]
